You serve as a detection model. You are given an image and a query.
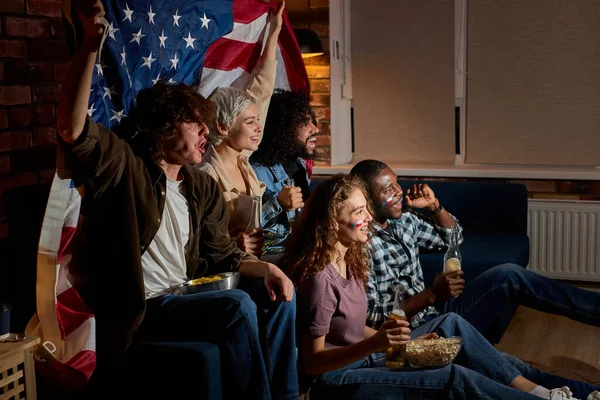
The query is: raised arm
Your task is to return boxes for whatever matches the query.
[57,0,105,143]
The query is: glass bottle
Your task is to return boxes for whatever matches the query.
[287,178,302,222]
[246,195,262,231]
[385,284,408,368]
[443,225,462,273]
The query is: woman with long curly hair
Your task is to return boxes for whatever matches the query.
[283,175,600,400]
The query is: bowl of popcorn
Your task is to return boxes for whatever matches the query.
[405,336,463,368]
[177,272,240,295]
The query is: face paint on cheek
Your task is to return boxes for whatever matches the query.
[351,219,366,228]
[382,196,394,206]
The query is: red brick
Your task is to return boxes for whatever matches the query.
[316,121,330,134]
[26,0,61,18]
[33,126,56,146]
[309,78,330,93]
[0,154,10,175]
[5,17,50,38]
[28,40,71,62]
[50,20,65,39]
[286,0,310,12]
[310,0,329,8]
[0,86,31,106]
[0,39,27,59]
[32,84,60,103]
[315,134,330,147]
[313,145,330,163]
[313,106,330,121]
[38,168,55,184]
[0,109,7,130]
[305,53,329,66]
[0,130,32,152]
[33,104,54,124]
[8,107,32,127]
[0,0,25,14]
[557,181,600,194]
[310,93,330,107]
[511,179,557,193]
[305,65,329,79]
[5,60,53,82]
[0,172,37,196]
[53,63,70,81]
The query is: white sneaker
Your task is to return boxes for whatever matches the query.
[549,387,578,400]
[587,391,600,400]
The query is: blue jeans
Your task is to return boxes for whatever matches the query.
[441,263,600,338]
[309,313,594,400]
[139,279,298,400]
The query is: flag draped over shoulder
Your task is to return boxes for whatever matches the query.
[28,0,309,392]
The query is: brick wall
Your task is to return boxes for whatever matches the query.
[286,0,600,201]
[0,0,598,240]
[0,0,66,238]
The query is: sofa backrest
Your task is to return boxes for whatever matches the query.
[310,175,528,236]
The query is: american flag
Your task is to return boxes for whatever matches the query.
[62,0,309,129]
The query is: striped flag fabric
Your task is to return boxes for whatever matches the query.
[28,0,309,392]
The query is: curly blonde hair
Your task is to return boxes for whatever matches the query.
[282,174,373,286]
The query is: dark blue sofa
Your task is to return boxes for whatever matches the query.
[310,176,530,342]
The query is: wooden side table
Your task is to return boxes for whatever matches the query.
[0,335,40,400]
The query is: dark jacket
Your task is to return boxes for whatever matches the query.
[62,117,254,366]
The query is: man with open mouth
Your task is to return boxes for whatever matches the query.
[250,89,319,258]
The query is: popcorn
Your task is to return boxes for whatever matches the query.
[405,337,462,368]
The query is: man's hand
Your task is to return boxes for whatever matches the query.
[76,0,105,38]
[405,184,439,211]
[415,333,439,340]
[236,228,264,257]
[277,186,303,212]
[264,263,295,302]
[370,318,411,352]
[431,270,465,302]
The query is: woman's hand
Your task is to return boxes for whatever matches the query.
[268,1,285,36]
[236,228,264,256]
[370,318,411,353]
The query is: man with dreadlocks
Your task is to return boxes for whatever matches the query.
[250,89,319,256]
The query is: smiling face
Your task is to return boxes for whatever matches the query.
[372,167,404,220]
[226,104,262,152]
[335,188,373,247]
[163,121,209,165]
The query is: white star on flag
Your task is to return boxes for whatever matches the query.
[110,109,126,123]
[148,6,156,25]
[130,28,146,45]
[87,103,97,116]
[95,63,105,76]
[183,32,196,49]
[102,86,117,99]
[122,3,134,23]
[168,78,177,84]
[200,12,211,29]
[170,52,179,70]
[107,21,119,40]
[142,52,156,69]
[152,73,161,85]
[120,47,127,66]
[173,9,181,27]
[158,30,168,48]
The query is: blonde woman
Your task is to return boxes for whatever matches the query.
[197,2,284,256]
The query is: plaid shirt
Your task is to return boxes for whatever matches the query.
[366,210,463,329]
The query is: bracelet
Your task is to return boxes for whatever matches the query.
[431,204,443,215]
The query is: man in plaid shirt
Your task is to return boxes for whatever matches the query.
[351,159,600,338]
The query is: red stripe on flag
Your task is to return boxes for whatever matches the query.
[66,349,96,380]
[204,39,262,72]
[58,226,77,265]
[56,286,94,339]
[278,14,310,93]
[232,1,273,24]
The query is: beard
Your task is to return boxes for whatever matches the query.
[293,136,316,160]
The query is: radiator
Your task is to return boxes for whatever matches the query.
[527,199,600,282]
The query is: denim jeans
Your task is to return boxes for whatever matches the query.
[441,263,600,337]
[138,279,298,400]
[309,313,592,400]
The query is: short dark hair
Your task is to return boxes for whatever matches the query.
[250,89,315,166]
[349,159,389,194]
[123,81,214,161]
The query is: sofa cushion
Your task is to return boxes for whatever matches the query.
[420,233,530,286]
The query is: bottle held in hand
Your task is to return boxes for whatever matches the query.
[385,284,408,368]
[443,225,462,274]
